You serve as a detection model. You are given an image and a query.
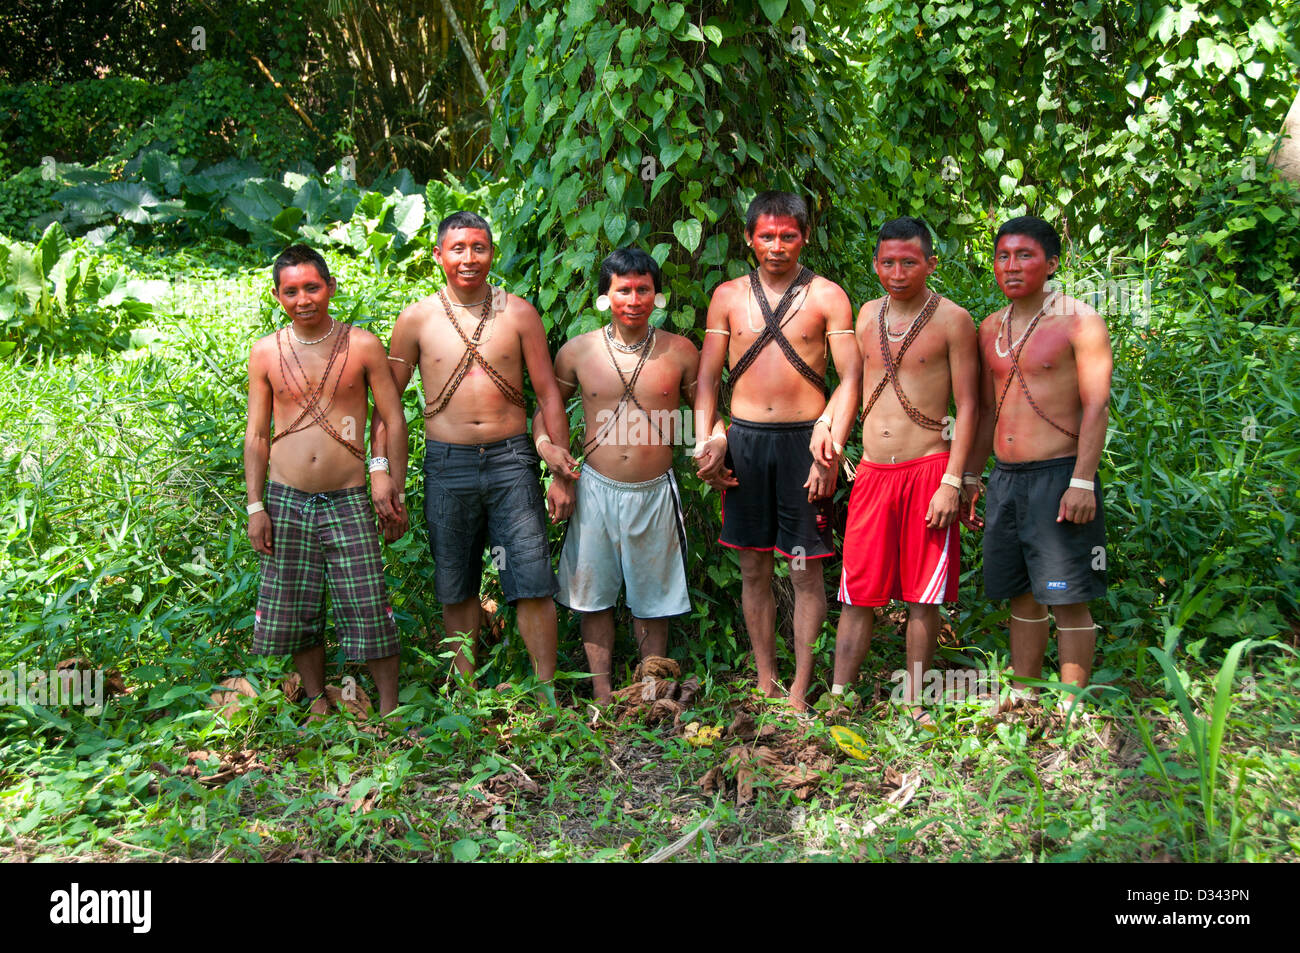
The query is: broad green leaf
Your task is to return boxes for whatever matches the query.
[451,838,481,861]
[672,218,702,253]
[759,0,788,24]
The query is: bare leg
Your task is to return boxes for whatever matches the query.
[900,603,941,716]
[833,604,875,687]
[580,608,616,704]
[1008,591,1050,690]
[441,597,482,687]
[737,549,778,698]
[292,644,329,718]
[515,597,558,703]
[365,654,400,716]
[788,560,828,712]
[633,617,669,660]
[1052,602,1096,690]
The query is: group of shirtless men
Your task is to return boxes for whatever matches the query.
[244,191,1112,720]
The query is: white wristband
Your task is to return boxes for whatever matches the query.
[246,501,265,516]
[815,415,832,430]
[940,473,962,490]
[1069,478,1095,492]
[368,456,390,473]
[535,434,552,453]
[962,474,981,486]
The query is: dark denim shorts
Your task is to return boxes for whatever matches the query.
[423,434,557,605]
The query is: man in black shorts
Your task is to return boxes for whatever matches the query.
[967,216,1112,704]
[695,192,861,711]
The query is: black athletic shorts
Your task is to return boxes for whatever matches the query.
[719,418,835,560]
[983,456,1107,604]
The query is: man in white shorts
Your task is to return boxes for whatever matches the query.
[533,247,702,703]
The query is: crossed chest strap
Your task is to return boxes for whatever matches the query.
[582,327,669,454]
[728,267,824,392]
[272,323,365,461]
[859,292,945,431]
[424,287,526,417]
[993,302,1080,440]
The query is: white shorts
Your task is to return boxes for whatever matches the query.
[555,465,691,619]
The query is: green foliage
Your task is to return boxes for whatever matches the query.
[0,223,168,354]
[851,0,1300,253]
[486,0,863,335]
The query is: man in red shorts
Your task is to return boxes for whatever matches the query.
[833,217,979,719]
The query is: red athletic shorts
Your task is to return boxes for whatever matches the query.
[838,451,959,606]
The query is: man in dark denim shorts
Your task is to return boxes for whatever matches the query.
[373,212,578,699]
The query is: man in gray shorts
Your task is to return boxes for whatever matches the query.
[374,211,578,700]
[967,215,1112,703]
[533,247,701,704]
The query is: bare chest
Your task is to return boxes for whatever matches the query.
[581,353,682,409]
[420,316,521,378]
[988,324,1075,387]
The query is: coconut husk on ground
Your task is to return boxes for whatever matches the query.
[607,656,700,726]
[173,748,274,787]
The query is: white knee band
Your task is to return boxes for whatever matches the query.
[1011,614,1049,623]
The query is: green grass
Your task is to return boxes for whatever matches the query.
[1,238,1298,861]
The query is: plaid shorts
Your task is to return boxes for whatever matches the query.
[252,482,399,661]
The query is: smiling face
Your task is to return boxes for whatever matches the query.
[874,238,936,302]
[606,272,657,334]
[747,213,807,279]
[273,262,335,325]
[994,233,1058,300]
[434,227,493,295]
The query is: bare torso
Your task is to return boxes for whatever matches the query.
[409,291,530,444]
[564,328,698,483]
[258,325,373,493]
[720,273,834,422]
[857,294,965,463]
[980,296,1089,463]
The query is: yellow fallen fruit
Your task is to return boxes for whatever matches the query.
[830,725,872,760]
[686,724,723,746]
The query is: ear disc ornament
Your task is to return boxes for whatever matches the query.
[596,294,611,311]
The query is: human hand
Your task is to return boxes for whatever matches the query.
[539,439,581,478]
[546,476,576,523]
[248,510,273,555]
[1057,486,1096,524]
[809,422,838,466]
[959,478,984,531]
[925,484,961,529]
[803,459,838,502]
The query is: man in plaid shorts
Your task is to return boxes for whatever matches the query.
[244,244,409,717]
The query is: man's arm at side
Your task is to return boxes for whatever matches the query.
[816,282,862,467]
[927,307,979,528]
[962,317,998,529]
[360,331,410,539]
[243,342,274,555]
[1060,307,1112,524]
[531,340,580,523]
[693,285,736,487]
[519,300,579,478]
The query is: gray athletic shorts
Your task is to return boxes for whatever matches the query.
[983,456,1107,604]
[555,465,691,619]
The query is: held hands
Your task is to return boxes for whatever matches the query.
[371,471,410,543]
[1057,486,1096,524]
[538,438,581,479]
[546,477,576,523]
[694,435,738,491]
[248,510,273,555]
[925,483,962,529]
[958,477,984,531]
[809,420,840,466]
[803,458,838,502]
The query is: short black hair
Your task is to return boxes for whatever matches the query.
[599,246,661,295]
[436,210,493,248]
[745,190,809,237]
[875,217,935,259]
[995,215,1061,261]
[272,244,331,290]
